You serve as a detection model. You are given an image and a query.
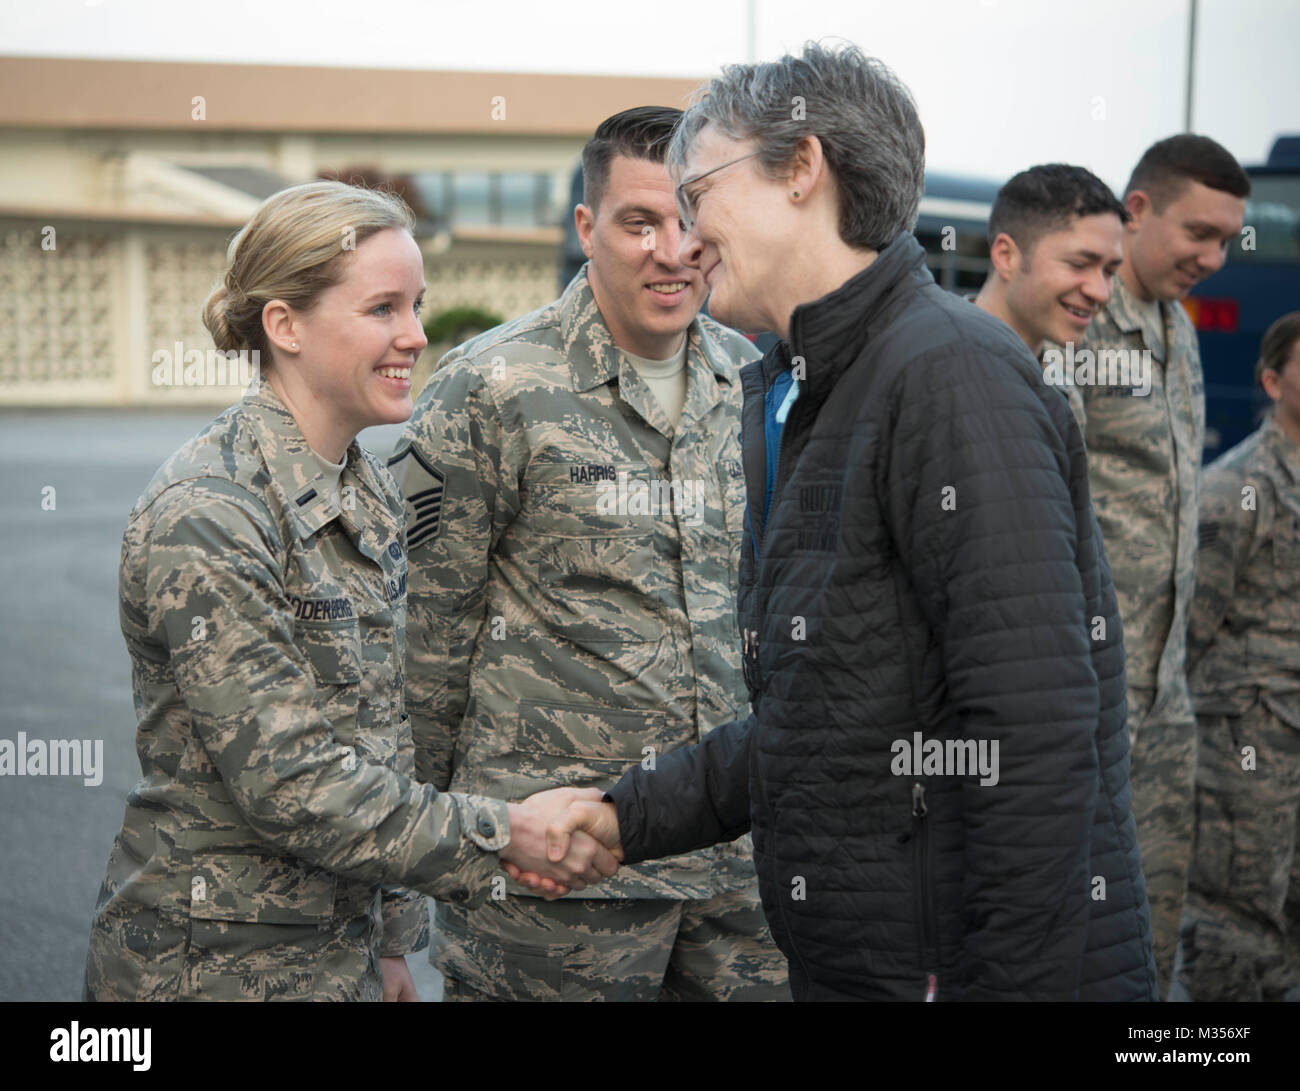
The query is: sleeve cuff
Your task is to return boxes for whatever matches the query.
[422,793,512,912]
[458,793,511,852]
[605,777,647,866]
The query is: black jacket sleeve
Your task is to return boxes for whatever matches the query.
[606,713,756,864]
[885,336,1100,1001]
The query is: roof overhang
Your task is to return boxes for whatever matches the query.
[0,56,706,136]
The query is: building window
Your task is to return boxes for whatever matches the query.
[452,173,492,226]
[415,171,556,229]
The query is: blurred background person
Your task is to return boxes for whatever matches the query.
[973,163,1126,360]
[1066,134,1250,996]
[1179,310,1300,1002]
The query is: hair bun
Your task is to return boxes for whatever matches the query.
[201,283,241,353]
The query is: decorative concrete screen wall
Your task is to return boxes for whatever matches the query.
[0,221,126,405]
[0,218,558,407]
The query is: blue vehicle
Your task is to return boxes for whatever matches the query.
[911,171,999,295]
[1187,134,1300,458]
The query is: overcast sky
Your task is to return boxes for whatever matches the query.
[3,0,1296,189]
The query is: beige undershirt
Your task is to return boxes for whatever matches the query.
[1132,294,1169,357]
[623,342,689,428]
[309,446,347,510]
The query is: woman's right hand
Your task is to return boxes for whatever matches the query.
[500,788,622,898]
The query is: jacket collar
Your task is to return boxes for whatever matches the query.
[242,379,397,555]
[558,263,740,397]
[784,233,931,405]
[1102,271,1169,363]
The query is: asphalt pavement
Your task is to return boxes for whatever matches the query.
[0,408,441,1001]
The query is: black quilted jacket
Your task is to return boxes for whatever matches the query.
[610,234,1158,1002]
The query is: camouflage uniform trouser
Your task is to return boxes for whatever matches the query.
[1177,696,1300,1002]
[1127,684,1198,998]
[433,884,790,1002]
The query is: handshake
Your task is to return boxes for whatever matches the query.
[498,787,624,898]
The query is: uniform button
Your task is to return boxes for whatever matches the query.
[449,889,468,903]
[477,815,497,839]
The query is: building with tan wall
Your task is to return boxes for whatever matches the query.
[0,56,702,406]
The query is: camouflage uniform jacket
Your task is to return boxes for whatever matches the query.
[1188,414,1300,728]
[391,266,761,899]
[84,381,509,1002]
[1070,272,1205,719]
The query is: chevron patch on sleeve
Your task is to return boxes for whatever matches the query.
[387,444,446,550]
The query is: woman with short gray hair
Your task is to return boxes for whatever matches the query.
[667,40,924,339]
[671,41,924,249]
[533,41,1159,1001]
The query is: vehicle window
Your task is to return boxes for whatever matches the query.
[1235,174,1300,263]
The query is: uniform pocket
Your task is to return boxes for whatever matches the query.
[517,699,672,761]
[433,909,569,1000]
[511,699,681,790]
[296,618,362,683]
[525,464,659,645]
[296,618,362,738]
[1273,501,1300,578]
[189,851,337,924]
[191,967,317,1002]
[525,463,653,538]
[183,852,340,988]
[1244,630,1300,672]
[1242,501,1300,673]
[535,525,658,644]
[535,535,658,644]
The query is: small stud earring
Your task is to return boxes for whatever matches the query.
[291,342,298,349]
[792,190,800,198]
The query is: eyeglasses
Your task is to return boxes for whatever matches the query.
[674,151,761,231]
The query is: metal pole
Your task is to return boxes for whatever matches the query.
[1184,0,1198,131]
